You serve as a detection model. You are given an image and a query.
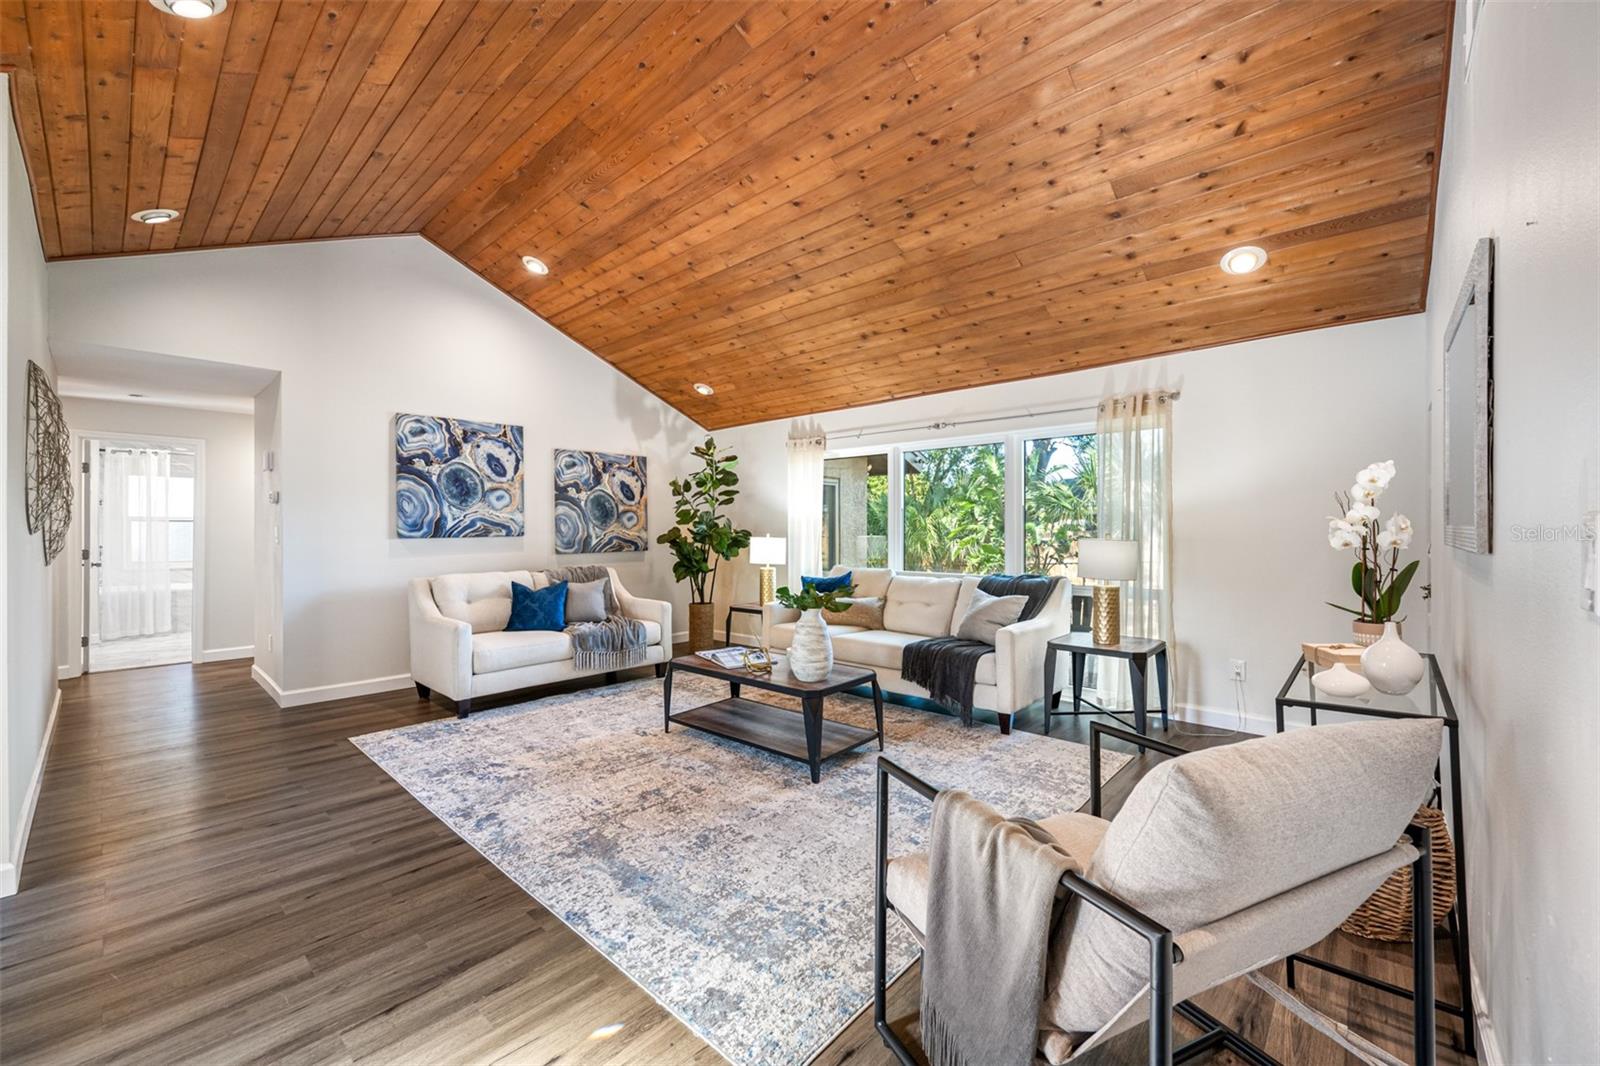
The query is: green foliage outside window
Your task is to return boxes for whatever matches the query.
[1022,434,1097,575]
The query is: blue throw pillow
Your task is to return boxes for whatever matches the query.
[802,571,852,593]
[507,580,566,631]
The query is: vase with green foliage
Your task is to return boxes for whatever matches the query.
[658,437,751,650]
[1325,459,1419,644]
[774,582,857,681]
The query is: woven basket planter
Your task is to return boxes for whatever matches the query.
[1341,805,1457,942]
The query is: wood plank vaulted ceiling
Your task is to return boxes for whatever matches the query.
[3,0,1451,429]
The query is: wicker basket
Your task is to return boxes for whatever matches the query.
[1340,806,1457,942]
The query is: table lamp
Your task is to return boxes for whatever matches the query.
[1077,538,1138,645]
[749,535,787,605]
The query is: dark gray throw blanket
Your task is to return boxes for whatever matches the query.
[902,575,1061,725]
[922,789,1078,1066]
[542,565,648,671]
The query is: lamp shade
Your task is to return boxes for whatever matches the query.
[749,535,787,566]
[1077,538,1138,581]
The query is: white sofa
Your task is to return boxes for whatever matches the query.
[762,566,1075,734]
[409,567,671,716]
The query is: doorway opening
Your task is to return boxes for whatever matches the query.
[82,436,202,673]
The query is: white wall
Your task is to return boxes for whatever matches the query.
[52,397,258,672]
[715,315,1431,729]
[2,76,60,895]
[1422,3,1600,1062]
[46,236,705,701]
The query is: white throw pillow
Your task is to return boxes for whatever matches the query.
[953,587,1027,644]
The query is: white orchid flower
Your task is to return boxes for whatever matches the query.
[1346,503,1379,525]
[1327,518,1362,551]
[1350,482,1378,502]
[1377,529,1398,551]
[1385,513,1413,549]
[1356,460,1397,494]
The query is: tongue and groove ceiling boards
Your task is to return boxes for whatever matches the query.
[3,0,1451,429]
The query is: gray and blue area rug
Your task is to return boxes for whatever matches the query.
[352,674,1124,1066]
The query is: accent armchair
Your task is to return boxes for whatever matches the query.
[874,718,1445,1066]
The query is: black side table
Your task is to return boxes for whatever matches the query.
[1275,654,1477,1057]
[1044,632,1170,736]
[724,602,764,646]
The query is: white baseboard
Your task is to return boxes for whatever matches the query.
[1167,701,1275,735]
[199,645,254,663]
[57,663,79,681]
[252,664,412,708]
[1468,956,1505,1066]
[2,687,62,898]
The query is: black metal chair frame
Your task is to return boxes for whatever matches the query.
[872,721,1437,1066]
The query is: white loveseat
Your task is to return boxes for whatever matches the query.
[762,566,1075,734]
[409,567,671,717]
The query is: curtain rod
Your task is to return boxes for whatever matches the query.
[831,389,1180,442]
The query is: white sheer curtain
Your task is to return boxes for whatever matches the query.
[1094,392,1175,709]
[785,428,827,586]
[99,448,177,640]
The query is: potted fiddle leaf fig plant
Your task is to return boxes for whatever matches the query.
[657,437,752,651]
[774,580,857,682]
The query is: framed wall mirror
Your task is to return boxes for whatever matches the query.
[1443,237,1494,553]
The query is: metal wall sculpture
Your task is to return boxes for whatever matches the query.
[25,360,73,564]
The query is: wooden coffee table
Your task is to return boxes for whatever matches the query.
[663,654,883,783]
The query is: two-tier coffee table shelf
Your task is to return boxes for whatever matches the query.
[663,654,883,783]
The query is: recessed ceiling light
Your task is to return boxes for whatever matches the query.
[130,208,180,224]
[521,255,550,276]
[149,0,226,18]
[693,383,715,396]
[1220,245,1268,275]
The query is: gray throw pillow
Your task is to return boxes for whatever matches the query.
[565,578,609,624]
[954,587,1027,644]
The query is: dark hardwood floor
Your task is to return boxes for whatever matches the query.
[0,658,1471,1065]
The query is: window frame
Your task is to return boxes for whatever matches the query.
[825,420,1095,574]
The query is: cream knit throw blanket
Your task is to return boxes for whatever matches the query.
[922,790,1078,1066]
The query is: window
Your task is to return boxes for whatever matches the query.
[1022,434,1096,579]
[823,431,1095,575]
[821,454,889,569]
[901,443,1006,573]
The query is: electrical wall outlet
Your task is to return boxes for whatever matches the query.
[1228,659,1247,681]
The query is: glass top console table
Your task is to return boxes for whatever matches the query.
[1275,654,1477,1058]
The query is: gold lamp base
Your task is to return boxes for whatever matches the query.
[758,565,776,605]
[1091,584,1121,645]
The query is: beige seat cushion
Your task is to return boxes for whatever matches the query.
[431,570,535,633]
[472,630,573,673]
[832,630,994,684]
[1046,717,1444,1034]
[766,622,865,651]
[883,574,963,637]
[887,811,1111,936]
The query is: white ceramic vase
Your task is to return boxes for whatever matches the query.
[788,608,834,682]
[1360,622,1425,695]
[1313,662,1372,699]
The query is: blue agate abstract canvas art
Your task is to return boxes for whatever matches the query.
[395,413,524,538]
[554,450,647,553]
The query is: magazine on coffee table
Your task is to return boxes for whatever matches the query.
[695,647,768,670]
